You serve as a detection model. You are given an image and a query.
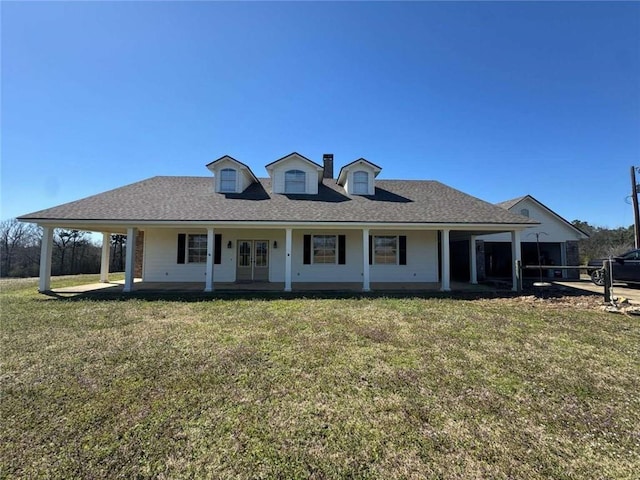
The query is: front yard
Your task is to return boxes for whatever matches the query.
[1,276,639,479]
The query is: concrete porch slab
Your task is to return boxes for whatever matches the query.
[49,280,498,295]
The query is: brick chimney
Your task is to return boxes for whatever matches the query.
[322,154,334,179]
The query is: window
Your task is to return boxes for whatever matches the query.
[353,171,369,194]
[313,235,336,264]
[285,170,306,193]
[304,235,345,265]
[220,168,237,192]
[187,234,208,263]
[374,236,397,264]
[177,233,221,265]
[520,208,530,217]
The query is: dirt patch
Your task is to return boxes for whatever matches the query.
[502,294,640,315]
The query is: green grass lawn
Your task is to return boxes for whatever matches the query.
[1,276,639,479]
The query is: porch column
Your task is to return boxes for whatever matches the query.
[285,228,292,292]
[362,228,370,292]
[38,226,53,292]
[441,229,451,291]
[100,232,110,283]
[205,227,215,292]
[469,235,478,284]
[511,230,522,292]
[123,227,137,293]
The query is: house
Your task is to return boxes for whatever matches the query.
[475,195,589,280]
[18,152,540,293]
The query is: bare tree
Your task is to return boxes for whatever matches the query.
[53,229,97,275]
[111,234,126,272]
[0,219,40,277]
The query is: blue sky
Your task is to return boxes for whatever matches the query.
[2,1,639,228]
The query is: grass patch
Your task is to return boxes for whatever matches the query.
[1,276,639,478]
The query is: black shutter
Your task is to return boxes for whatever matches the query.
[368,235,373,265]
[177,234,186,264]
[399,235,407,265]
[303,235,311,264]
[214,234,222,265]
[338,235,346,265]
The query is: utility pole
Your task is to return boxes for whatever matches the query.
[631,166,640,249]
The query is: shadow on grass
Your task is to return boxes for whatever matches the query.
[42,282,603,303]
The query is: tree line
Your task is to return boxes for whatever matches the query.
[570,220,635,263]
[0,218,637,277]
[0,219,126,278]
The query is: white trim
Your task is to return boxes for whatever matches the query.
[311,234,338,265]
[205,228,215,292]
[38,226,53,292]
[186,233,208,263]
[29,220,537,232]
[352,171,369,195]
[372,235,399,265]
[206,155,259,183]
[362,228,370,292]
[505,196,588,239]
[285,228,292,292]
[219,168,237,193]
[470,235,477,284]
[100,232,110,283]
[511,230,522,292]
[440,229,450,291]
[124,227,137,292]
[284,169,307,194]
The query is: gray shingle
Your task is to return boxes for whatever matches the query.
[18,176,538,225]
[496,196,528,210]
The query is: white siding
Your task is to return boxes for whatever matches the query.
[291,230,438,283]
[144,229,209,282]
[143,228,438,283]
[370,230,438,282]
[143,228,285,282]
[210,158,255,193]
[270,157,321,195]
[239,170,252,192]
[344,165,376,195]
[479,198,583,243]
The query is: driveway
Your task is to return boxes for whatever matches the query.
[553,275,640,304]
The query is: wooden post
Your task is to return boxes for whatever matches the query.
[631,167,640,249]
[603,259,611,303]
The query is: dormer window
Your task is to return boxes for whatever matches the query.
[220,168,237,192]
[285,170,306,193]
[353,171,369,194]
[337,158,381,195]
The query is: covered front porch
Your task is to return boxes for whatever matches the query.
[46,278,500,296]
[36,224,526,294]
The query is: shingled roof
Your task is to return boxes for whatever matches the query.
[496,196,531,211]
[19,176,538,226]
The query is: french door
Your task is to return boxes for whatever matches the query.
[236,240,269,282]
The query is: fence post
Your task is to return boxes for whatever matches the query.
[515,259,522,292]
[603,259,611,302]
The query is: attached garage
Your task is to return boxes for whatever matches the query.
[484,241,564,279]
[477,195,588,280]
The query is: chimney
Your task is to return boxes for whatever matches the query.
[322,154,334,179]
